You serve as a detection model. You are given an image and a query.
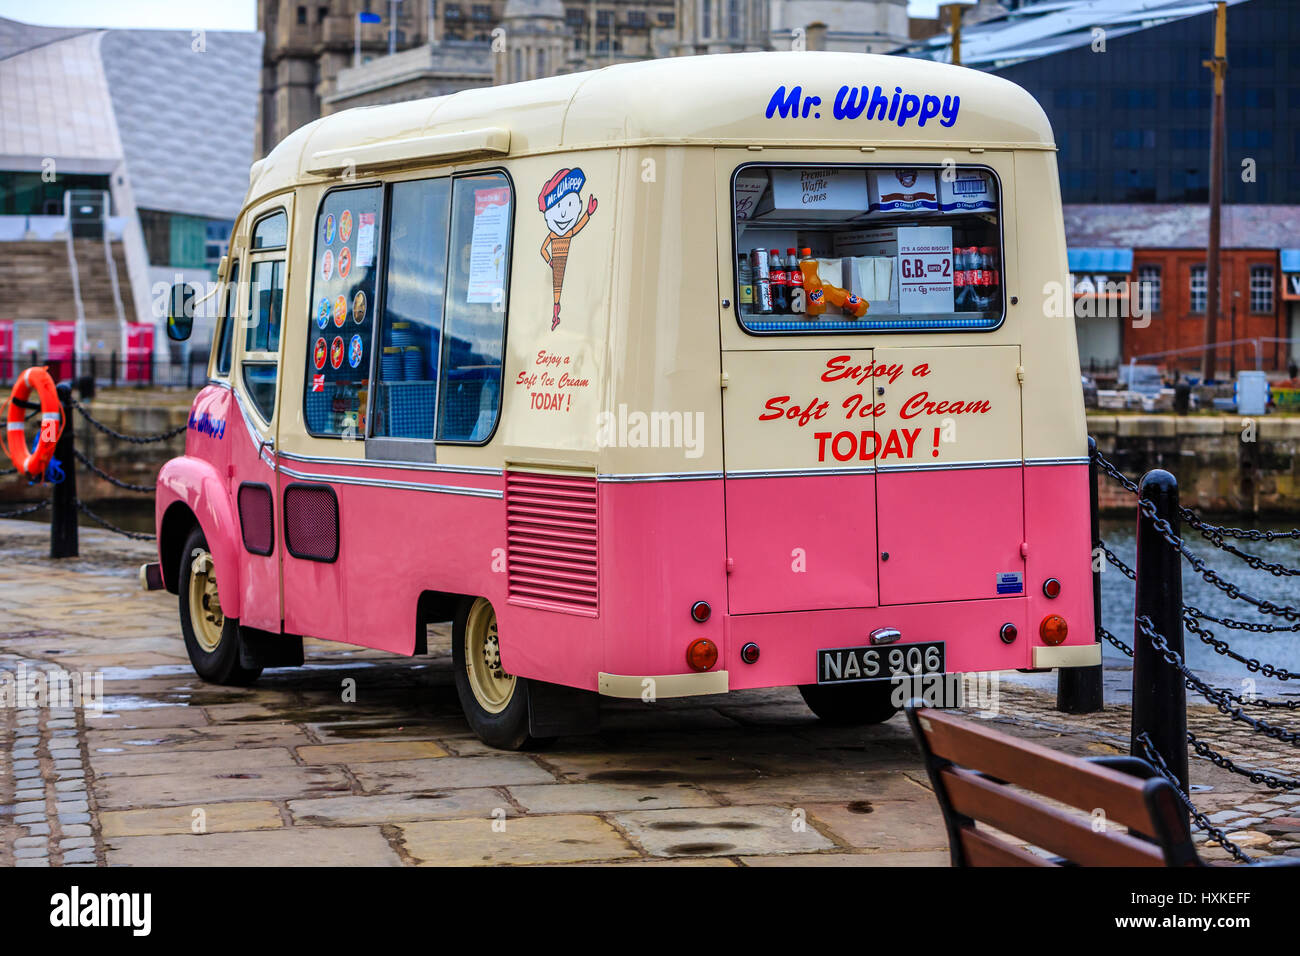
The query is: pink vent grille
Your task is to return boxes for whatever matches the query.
[505,472,598,615]
[237,482,274,556]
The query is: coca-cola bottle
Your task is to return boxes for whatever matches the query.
[769,249,789,314]
[954,247,970,309]
[786,248,805,315]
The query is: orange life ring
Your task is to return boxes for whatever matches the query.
[5,366,63,480]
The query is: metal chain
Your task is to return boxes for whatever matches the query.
[1191,521,1300,577]
[70,397,187,445]
[1135,731,1255,864]
[72,448,155,493]
[75,499,155,540]
[0,499,49,519]
[1135,614,1300,744]
[1188,732,1300,793]
[1183,610,1300,686]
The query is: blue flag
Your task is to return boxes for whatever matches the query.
[358,11,382,23]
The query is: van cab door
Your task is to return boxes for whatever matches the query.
[229,198,292,632]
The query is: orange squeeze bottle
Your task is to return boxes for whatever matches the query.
[798,254,827,316]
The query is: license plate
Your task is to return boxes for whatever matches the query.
[817,640,945,684]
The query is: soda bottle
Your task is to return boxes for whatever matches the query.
[953,247,969,310]
[737,254,754,312]
[799,251,827,317]
[786,248,805,315]
[750,248,773,314]
[768,249,789,314]
[980,246,999,298]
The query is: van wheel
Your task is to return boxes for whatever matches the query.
[452,597,535,750]
[178,527,262,686]
[798,681,899,725]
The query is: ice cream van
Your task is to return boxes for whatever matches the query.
[151,51,1097,750]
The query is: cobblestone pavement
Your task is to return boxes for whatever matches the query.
[2,517,1298,866]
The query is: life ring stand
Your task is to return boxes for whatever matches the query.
[5,366,64,481]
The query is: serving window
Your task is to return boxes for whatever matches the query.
[732,164,1004,334]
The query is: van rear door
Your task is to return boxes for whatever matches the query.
[721,349,880,614]
[871,344,1024,605]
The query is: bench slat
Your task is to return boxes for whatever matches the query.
[915,709,1154,833]
[958,827,1052,867]
[941,766,1167,867]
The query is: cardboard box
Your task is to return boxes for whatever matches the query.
[734,171,769,221]
[868,168,938,216]
[846,256,895,303]
[754,167,869,220]
[938,169,997,214]
[834,227,897,258]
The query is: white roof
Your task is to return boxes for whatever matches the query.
[0,16,259,221]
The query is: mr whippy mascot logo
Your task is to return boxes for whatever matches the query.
[538,168,597,331]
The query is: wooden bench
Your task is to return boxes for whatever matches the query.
[905,700,1201,867]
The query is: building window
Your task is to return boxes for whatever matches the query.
[628,9,645,29]
[1189,265,1207,313]
[318,6,328,23]
[297,5,307,25]
[1138,265,1161,314]
[1111,129,1156,150]
[657,12,675,26]
[726,0,739,37]
[566,8,584,26]
[445,4,462,19]
[701,0,711,38]
[1250,266,1275,314]
[596,9,611,27]
[471,4,491,21]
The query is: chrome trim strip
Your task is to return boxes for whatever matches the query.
[277,463,503,498]
[1025,456,1090,467]
[875,458,1023,474]
[597,471,724,483]
[724,466,874,479]
[277,449,500,476]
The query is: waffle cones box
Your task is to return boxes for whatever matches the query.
[867,167,937,216]
[753,167,868,220]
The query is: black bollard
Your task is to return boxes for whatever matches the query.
[50,382,79,559]
[1057,436,1104,713]
[1131,469,1188,826]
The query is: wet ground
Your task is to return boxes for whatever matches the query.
[3,518,1300,866]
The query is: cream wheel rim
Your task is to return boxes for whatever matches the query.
[188,548,224,653]
[464,598,514,713]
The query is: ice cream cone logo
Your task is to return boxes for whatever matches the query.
[538,167,596,331]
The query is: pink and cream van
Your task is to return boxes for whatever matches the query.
[150,51,1097,749]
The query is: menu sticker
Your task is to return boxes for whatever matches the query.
[356,212,376,268]
[897,226,954,314]
[467,187,510,304]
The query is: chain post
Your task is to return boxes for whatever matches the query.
[50,382,79,559]
[1058,436,1104,713]
[1131,469,1187,831]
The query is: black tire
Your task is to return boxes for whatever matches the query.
[178,527,262,686]
[798,680,900,725]
[451,597,536,750]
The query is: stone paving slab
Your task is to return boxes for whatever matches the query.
[612,805,836,858]
[398,815,638,866]
[104,827,402,866]
[100,801,285,837]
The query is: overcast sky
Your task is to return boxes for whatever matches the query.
[0,0,942,31]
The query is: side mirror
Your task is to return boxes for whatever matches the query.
[167,282,196,341]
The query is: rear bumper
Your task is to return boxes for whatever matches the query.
[1032,643,1101,669]
[598,670,729,699]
